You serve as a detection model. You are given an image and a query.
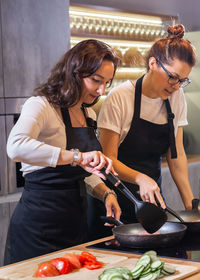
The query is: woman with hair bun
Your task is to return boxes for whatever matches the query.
[98,24,197,224]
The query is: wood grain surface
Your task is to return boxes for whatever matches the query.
[0,249,199,280]
[1,236,200,280]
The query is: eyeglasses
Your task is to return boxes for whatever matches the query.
[156,59,191,88]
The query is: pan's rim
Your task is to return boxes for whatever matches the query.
[112,221,187,236]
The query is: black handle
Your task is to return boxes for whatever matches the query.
[165,206,185,223]
[101,166,120,186]
[100,216,124,226]
[101,167,138,205]
[192,198,200,210]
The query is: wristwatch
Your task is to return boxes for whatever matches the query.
[70,148,82,166]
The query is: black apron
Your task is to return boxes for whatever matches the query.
[4,106,102,264]
[116,75,177,224]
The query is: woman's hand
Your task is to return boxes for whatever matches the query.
[136,173,166,209]
[79,151,117,180]
[104,193,121,226]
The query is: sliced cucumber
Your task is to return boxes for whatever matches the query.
[99,251,176,280]
[144,251,159,262]
[136,255,151,267]
[140,267,151,277]
[98,267,132,280]
[139,273,154,280]
[144,250,157,257]
[162,263,176,275]
[151,260,164,272]
[132,265,145,279]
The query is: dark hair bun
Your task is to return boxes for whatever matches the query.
[167,24,185,39]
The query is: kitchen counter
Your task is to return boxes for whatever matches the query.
[73,236,200,279]
[1,235,200,279]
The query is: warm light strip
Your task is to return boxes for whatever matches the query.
[71,37,153,49]
[116,68,145,73]
[69,10,162,25]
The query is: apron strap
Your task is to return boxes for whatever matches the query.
[61,108,72,130]
[164,99,177,159]
[81,104,97,129]
[134,75,145,120]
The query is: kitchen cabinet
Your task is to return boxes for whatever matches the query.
[0,203,9,267]
[69,4,177,91]
[0,198,20,267]
[0,113,8,196]
[0,16,3,98]
[1,0,70,98]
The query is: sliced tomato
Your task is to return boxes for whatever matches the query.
[34,262,60,277]
[83,261,104,270]
[79,251,104,270]
[63,253,82,269]
[78,254,88,265]
[80,251,97,263]
[50,257,72,275]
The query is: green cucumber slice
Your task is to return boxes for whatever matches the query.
[162,263,176,274]
[139,273,154,280]
[151,260,164,271]
[132,265,145,279]
[136,255,151,267]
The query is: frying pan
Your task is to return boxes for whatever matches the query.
[101,167,167,233]
[101,216,187,248]
[167,198,200,233]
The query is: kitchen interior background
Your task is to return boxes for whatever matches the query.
[0,0,200,266]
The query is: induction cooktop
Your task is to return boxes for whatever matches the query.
[87,232,200,262]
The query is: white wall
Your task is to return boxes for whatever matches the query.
[70,0,200,31]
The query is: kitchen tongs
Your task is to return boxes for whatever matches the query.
[101,167,167,233]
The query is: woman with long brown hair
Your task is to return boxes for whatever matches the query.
[5,39,121,264]
[98,24,196,224]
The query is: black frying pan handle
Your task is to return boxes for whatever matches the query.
[100,216,124,226]
[101,167,138,205]
[192,198,200,210]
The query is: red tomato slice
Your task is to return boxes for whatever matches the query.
[80,251,97,263]
[50,257,72,275]
[83,261,104,270]
[63,253,82,269]
[34,262,60,277]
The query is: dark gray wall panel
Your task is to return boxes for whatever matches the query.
[1,0,70,97]
[0,202,9,267]
[0,0,3,97]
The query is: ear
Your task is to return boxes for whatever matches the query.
[148,57,157,70]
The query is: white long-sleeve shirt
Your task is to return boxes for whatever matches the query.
[7,96,102,188]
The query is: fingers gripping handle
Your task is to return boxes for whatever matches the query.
[101,167,138,205]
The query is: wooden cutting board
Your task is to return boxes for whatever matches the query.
[0,250,198,280]
[0,250,127,280]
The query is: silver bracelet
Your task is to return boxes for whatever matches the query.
[103,189,117,203]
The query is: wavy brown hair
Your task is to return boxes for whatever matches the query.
[146,24,196,70]
[34,39,119,108]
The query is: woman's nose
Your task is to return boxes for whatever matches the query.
[97,83,106,95]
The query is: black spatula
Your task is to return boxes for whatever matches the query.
[101,167,167,233]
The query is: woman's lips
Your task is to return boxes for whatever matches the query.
[90,94,99,99]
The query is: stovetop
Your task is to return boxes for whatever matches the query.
[87,232,200,262]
